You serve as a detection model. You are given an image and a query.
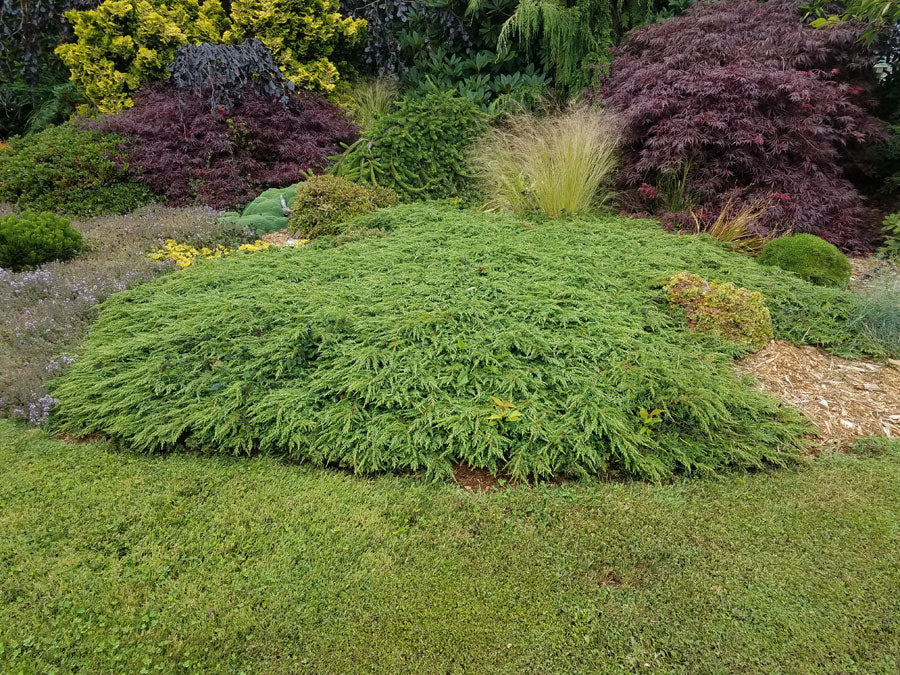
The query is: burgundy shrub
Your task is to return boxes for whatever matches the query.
[90,85,358,209]
[592,0,884,251]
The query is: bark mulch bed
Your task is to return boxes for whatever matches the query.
[737,340,899,451]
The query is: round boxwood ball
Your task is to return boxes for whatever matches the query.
[0,210,84,271]
[757,234,851,287]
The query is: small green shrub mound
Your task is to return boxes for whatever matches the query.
[0,123,154,216]
[290,175,398,239]
[757,234,851,287]
[222,183,301,234]
[664,271,773,352]
[58,203,900,481]
[331,91,488,201]
[0,211,84,271]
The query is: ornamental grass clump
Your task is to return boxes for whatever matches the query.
[474,108,621,218]
[53,204,892,481]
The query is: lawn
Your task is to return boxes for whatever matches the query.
[1,420,898,673]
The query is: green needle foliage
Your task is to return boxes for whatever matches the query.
[52,205,887,480]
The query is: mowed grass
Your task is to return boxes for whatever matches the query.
[1,421,898,673]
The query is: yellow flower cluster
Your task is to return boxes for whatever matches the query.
[149,238,274,268]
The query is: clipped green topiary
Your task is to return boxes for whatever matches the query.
[757,234,851,287]
[330,91,488,201]
[0,123,153,216]
[290,175,398,239]
[664,272,773,352]
[222,183,302,235]
[0,211,83,271]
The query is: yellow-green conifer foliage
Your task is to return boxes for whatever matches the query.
[224,0,366,93]
[55,0,365,113]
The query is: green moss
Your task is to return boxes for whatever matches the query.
[664,271,773,352]
[757,233,852,287]
[0,211,84,270]
[221,183,302,234]
[289,175,398,239]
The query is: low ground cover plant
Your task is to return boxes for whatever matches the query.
[2,422,898,671]
[758,234,852,287]
[289,175,398,239]
[0,206,252,423]
[0,123,153,216]
[0,211,84,271]
[90,84,357,209]
[52,204,892,481]
[474,108,620,218]
[331,91,487,200]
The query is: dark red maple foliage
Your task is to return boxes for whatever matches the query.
[90,84,357,210]
[592,0,885,250]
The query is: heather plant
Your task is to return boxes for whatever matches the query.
[0,123,153,216]
[331,91,487,200]
[0,211,84,271]
[91,84,357,209]
[0,206,252,423]
[474,108,620,218]
[664,271,774,352]
[758,234,852,287]
[290,176,398,239]
[592,0,884,250]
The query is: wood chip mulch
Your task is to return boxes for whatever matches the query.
[736,340,900,450]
